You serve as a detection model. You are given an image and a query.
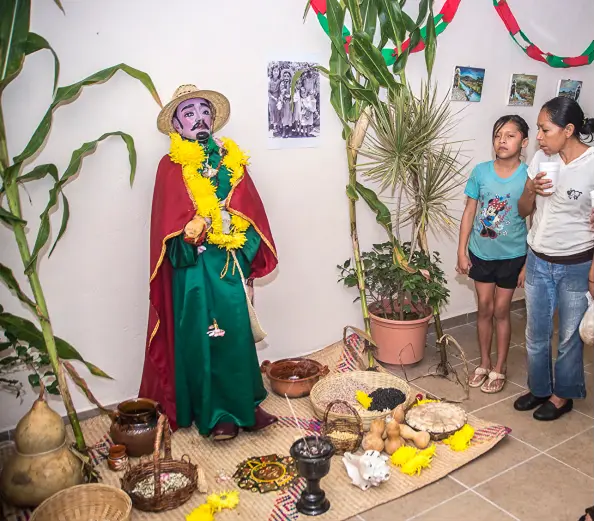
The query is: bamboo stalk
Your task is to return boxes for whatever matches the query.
[0,106,87,453]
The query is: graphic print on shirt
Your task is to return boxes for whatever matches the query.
[477,194,511,239]
[567,189,583,200]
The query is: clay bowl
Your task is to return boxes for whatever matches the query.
[261,358,329,398]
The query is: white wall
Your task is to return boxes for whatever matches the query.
[1,0,593,431]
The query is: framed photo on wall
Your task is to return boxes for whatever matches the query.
[557,79,582,102]
[507,74,538,107]
[450,66,485,102]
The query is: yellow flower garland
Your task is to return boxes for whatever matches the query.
[169,133,251,251]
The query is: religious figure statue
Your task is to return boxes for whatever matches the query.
[139,84,278,441]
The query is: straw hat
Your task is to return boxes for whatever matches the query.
[157,84,230,135]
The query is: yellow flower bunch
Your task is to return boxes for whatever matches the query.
[169,134,251,251]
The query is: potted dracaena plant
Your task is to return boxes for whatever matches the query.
[0,0,162,454]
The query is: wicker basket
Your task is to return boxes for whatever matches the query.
[121,414,198,512]
[30,484,132,521]
[321,400,363,454]
[310,371,412,430]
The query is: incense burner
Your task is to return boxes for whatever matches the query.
[289,436,334,516]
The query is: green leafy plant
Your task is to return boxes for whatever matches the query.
[338,241,449,321]
[304,0,437,367]
[0,0,161,453]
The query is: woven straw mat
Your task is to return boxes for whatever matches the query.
[0,339,509,521]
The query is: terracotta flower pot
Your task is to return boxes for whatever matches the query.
[369,300,432,365]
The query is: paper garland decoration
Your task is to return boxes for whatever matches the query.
[309,0,593,69]
[308,0,461,67]
[493,0,594,68]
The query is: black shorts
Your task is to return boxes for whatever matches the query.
[468,250,526,289]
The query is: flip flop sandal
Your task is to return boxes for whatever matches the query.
[481,371,506,394]
[469,366,490,388]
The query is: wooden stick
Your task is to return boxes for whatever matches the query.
[285,394,312,456]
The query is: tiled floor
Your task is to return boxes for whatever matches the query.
[351,310,594,521]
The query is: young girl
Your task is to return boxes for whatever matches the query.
[456,115,530,393]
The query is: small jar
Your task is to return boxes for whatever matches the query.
[107,444,128,472]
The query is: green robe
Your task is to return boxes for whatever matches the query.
[166,138,267,435]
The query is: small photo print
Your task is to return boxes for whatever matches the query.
[268,61,320,149]
[451,66,485,102]
[557,79,582,102]
[507,74,538,107]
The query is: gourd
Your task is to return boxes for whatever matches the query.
[0,387,83,507]
[399,424,431,450]
[391,404,405,424]
[383,420,404,454]
[362,418,385,452]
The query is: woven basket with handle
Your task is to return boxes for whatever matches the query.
[310,371,412,430]
[322,400,363,454]
[121,414,198,512]
[30,484,132,521]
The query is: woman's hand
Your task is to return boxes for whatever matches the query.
[456,253,472,275]
[529,172,554,197]
[517,265,527,288]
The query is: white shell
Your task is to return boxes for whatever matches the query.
[342,450,391,491]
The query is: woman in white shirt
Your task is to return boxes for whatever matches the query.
[516,96,594,421]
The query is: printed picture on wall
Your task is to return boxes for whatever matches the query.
[507,74,538,107]
[268,61,320,149]
[557,79,582,102]
[451,66,485,102]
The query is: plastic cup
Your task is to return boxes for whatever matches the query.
[539,162,560,194]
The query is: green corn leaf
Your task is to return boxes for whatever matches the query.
[0,262,36,310]
[0,309,113,378]
[360,0,378,39]
[355,181,392,233]
[17,163,59,184]
[326,0,348,60]
[47,192,69,258]
[23,32,59,94]
[416,0,430,26]
[0,0,30,91]
[0,206,26,226]
[14,63,161,164]
[377,0,405,49]
[346,184,359,201]
[64,361,105,410]
[28,373,40,388]
[303,0,312,21]
[350,32,399,90]
[52,0,65,13]
[26,131,136,273]
[329,44,353,131]
[2,162,22,185]
[345,0,363,33]
[424,4,437,76]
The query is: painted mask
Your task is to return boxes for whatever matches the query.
[172,97,213,142]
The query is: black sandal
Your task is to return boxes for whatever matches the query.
[579,506,594,521]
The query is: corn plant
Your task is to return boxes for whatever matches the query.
[0,0,162,452]
[304,0,437,367]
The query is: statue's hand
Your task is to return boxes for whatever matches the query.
[184,216,207,245]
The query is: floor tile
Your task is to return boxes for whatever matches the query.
[359,477,465,521]
[440,324,489,361]
[413,491,514,521]
[501,345,528,389]
[411,372,524,414]
[473,396,594,451]
[450,435,539,487]
[475,454,594,521]
[547,428,594,478]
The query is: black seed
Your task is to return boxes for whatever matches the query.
[368,387,406,411]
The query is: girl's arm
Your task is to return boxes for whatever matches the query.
[518,178,537,218]
[456,197,478,274]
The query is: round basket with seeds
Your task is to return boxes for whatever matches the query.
[321,400,363,454]
[121,415,199,512]
[405,402,467,440]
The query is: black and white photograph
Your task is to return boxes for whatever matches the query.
[268,61,320,149]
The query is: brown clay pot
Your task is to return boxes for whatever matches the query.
[261,358,329,398]
[109,399,161,457]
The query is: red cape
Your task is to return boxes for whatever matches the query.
[139,154,278,429]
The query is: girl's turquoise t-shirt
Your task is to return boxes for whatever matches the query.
[464,161,528,261]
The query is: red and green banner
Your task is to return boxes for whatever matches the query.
[493,0,593,68]
[309,0,461,66]
[309,0,593,69]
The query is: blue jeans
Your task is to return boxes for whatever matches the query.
[525,249,590,399]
